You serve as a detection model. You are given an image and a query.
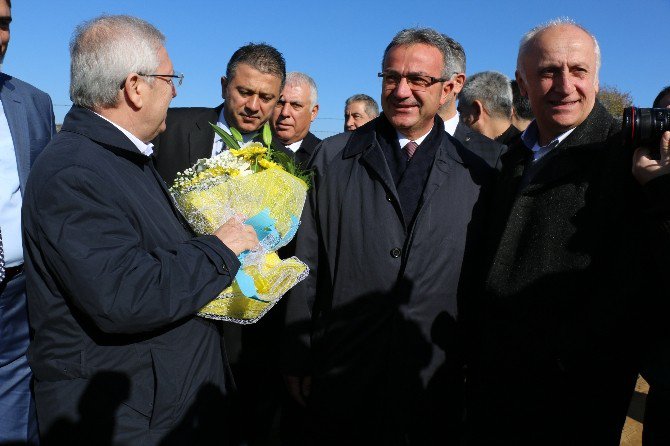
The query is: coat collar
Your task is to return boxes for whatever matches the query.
[0,73,31,191]
[61,105,151,160]
[506,100,617,194]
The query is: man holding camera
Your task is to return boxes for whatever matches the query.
[467,19,670,445]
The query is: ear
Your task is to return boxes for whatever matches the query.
[310,104,319,122]
[593,76,599,94]
[122,73,143,109]
[452,73,466,95]
[440,79,455,106]
[515,70,528,98]
[221,76,228,99]
[472,99,485,121]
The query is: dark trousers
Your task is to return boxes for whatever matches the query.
[0,272,39,445]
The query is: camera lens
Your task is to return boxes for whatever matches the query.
[622,107,670,148]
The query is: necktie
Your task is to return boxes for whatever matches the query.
[403,140,418,160]
[0,228,5,282]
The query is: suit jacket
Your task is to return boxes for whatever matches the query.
[453,121,506,169]
[468,101,668,445]
[0,73,56,194]
[282,115,499,444]
[153,104,293,185]
[0,72,55,443]
[293,131,320,168]
[22,106,241,444]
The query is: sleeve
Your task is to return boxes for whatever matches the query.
[33,165,240,334]
[280,141,331,375]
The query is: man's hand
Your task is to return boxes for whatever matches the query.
[633,131,670,185]
[284,374,311,407]
[213,215,259,256]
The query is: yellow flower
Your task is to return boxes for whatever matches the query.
[258,158,285,171]
[230,143,268,161]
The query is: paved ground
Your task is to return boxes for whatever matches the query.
[620,376,649,446]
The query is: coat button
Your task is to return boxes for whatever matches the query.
[390,247,401,258]
[386,194,393,202]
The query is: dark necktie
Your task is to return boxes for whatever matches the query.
[403,140,418,160]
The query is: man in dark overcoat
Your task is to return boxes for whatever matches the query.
[21,15,258,445]
[281,28,500,445]
[467,19,670,445]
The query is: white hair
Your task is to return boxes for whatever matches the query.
[70,15,165,108]
[460,71,513,119]
[285,71,318,109]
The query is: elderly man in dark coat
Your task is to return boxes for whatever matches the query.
[281,28,500,445]
[467,18,670,445]
[21,15,258,445]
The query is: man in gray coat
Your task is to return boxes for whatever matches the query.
[282,28,499,445]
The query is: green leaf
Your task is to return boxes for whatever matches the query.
[209,122,240,150]
[262,122,273,148]
[230,127,244,143]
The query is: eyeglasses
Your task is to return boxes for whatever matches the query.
[137,71,184,87]
[378,71,450,91]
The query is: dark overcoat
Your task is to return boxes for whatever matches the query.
[468,101,667,445]
[22,106,241,445]
[283,115,498,444]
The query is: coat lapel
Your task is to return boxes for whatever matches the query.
[1,77,30,192]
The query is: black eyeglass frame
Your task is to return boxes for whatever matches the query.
[377,71,451,89]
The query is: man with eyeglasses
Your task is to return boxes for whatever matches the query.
[21,15,258,444]
[281,27,499,445]
[0,0,56,443]
[153,42,291,186]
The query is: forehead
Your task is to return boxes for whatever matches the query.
[526,25,596,68]
[384,43,444,74]
[346,101,368,115]
[282,82,310,102]
[230,62,282,92]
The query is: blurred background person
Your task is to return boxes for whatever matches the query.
[343,93,378,131]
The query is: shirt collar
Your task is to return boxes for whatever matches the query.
[396,125,432,149]
[521,120,576,161]
[94,112,154,156]
[443,112,460,136]
[287,140,303,153]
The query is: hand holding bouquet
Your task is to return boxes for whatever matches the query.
[170,123,309,324]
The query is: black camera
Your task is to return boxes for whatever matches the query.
[622,106,670,150]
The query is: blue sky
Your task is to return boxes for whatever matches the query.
[5,0,669,138]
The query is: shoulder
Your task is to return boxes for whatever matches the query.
[311,131,352,171]
[0,73,53,114]
[452,126,506,170]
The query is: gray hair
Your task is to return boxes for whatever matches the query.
[345,94,379,118]
[70,15,165,108]
[460,71,513,119]
[285,71,318,108]
[442,34,466,75]
[382,28,454,78]
[517,17,601,80]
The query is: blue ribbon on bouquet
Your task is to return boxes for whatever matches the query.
[235,208,301,298]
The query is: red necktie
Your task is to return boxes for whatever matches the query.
[403,140,418,160]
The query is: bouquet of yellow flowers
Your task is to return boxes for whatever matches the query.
[170,122,310,324]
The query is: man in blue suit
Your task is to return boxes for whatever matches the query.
[0,0,56,443]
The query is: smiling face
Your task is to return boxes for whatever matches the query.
[222,62,282,134]
[381,43,451,139]
[517,24,599,144]
[272,81,318,144]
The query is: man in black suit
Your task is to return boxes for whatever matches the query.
[272,71,321,169]
[467,18,670,445]
[153,43,289,186]
[436,35,506,167]
[22,15,258,445]
[457,71,521,146]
